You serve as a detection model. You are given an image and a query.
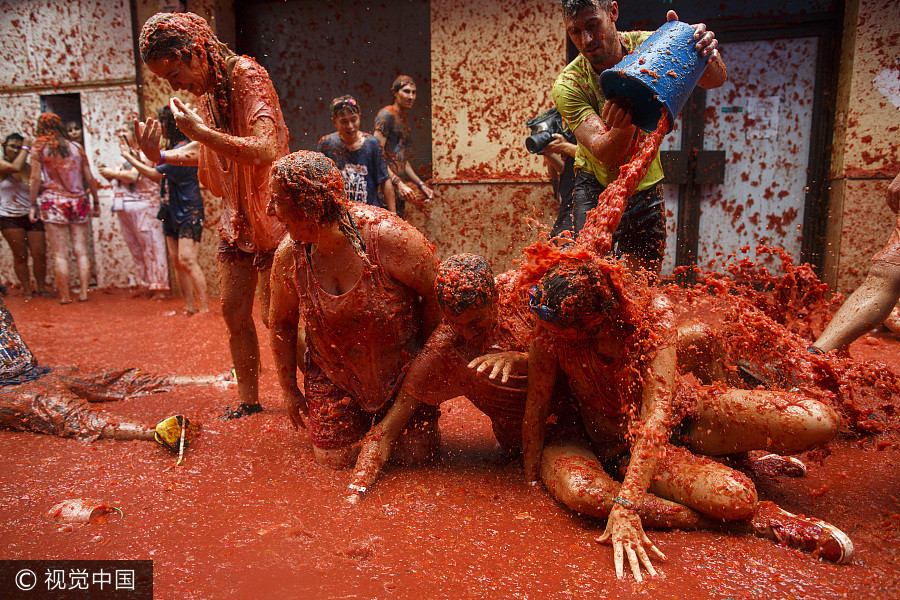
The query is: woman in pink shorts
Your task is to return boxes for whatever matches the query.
[28,113,99,304]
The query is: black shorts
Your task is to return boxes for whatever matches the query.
[162,218,203,243]
[553,171,666,264]
[0,214,44,232]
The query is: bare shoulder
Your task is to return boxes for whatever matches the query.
[272,235,294,268]
[351,204,434,254]
[351,204,437,286]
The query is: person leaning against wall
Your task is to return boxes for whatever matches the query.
[552,0,727,275]
[0,133,47,298]
[811,169,900,353]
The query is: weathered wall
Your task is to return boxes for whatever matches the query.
[426,0,564,271]
[133,0,233,298]
[0,0,230,295]
[234,0,431,166]
[825,0,900,293]
[0,0,143,289]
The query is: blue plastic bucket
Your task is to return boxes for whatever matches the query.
[599,21,709,133]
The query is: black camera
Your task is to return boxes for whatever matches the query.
[525,107,575,154]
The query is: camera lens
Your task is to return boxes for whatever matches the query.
[525,131,554,154]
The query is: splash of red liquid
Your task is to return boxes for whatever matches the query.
[576,114,671,257]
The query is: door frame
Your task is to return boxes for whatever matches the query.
[673,13,845,276]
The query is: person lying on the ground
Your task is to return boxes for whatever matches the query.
[347,255,807,501]
[0,296,208,452]
[812,169,900,353]
[522,255,852,581]
[267,151,440,469]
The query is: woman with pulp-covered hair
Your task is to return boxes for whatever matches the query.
[28,113,99,304]
[134,11,288,417]
[267,151,441,469]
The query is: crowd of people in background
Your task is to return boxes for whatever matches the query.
[0,78,429,315]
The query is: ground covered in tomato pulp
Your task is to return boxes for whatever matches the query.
[1,290,898,599]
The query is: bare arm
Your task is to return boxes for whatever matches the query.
[403,161,433,200]
[347,389,422,504]
[120,151,164,182]
[79,147,100,216]
[522,335,558,481]
[573,104,637,168]
[170,97,280,166]
[377,219,442,337]
[0,146,28,177]
[98,162,139,184]
[268,240,307,429]
[380,179,397,214]
[374,129,416,203]
[597,301,676,581]
[28,151,42,206]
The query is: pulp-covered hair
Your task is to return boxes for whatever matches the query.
[532,257,624,328]
[271,151,370,264]
[3,133,24,147]
[391,75,415,95]
[435,254,496,316]
[157,105,189,149]
[330,95,361,118]
[139,12,235,131]
[34,113,71,158]
[559,0,613,18]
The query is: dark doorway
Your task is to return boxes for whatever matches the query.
[40,93,83,132]
[234,0,432,176]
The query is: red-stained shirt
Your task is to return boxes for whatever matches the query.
[197,56,287,253]
[401,271,534,448]
[292,206,422,414]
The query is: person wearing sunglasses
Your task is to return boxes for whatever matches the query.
[522,255,852,581]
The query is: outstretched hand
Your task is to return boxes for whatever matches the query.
[133,117,162,164]
[596,505,666,582]
[468,351,527,383]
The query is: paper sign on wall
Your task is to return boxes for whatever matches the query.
[873,59,900,110]
[746,96,780,140]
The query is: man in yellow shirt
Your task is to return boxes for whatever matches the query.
[552,1,727,274]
